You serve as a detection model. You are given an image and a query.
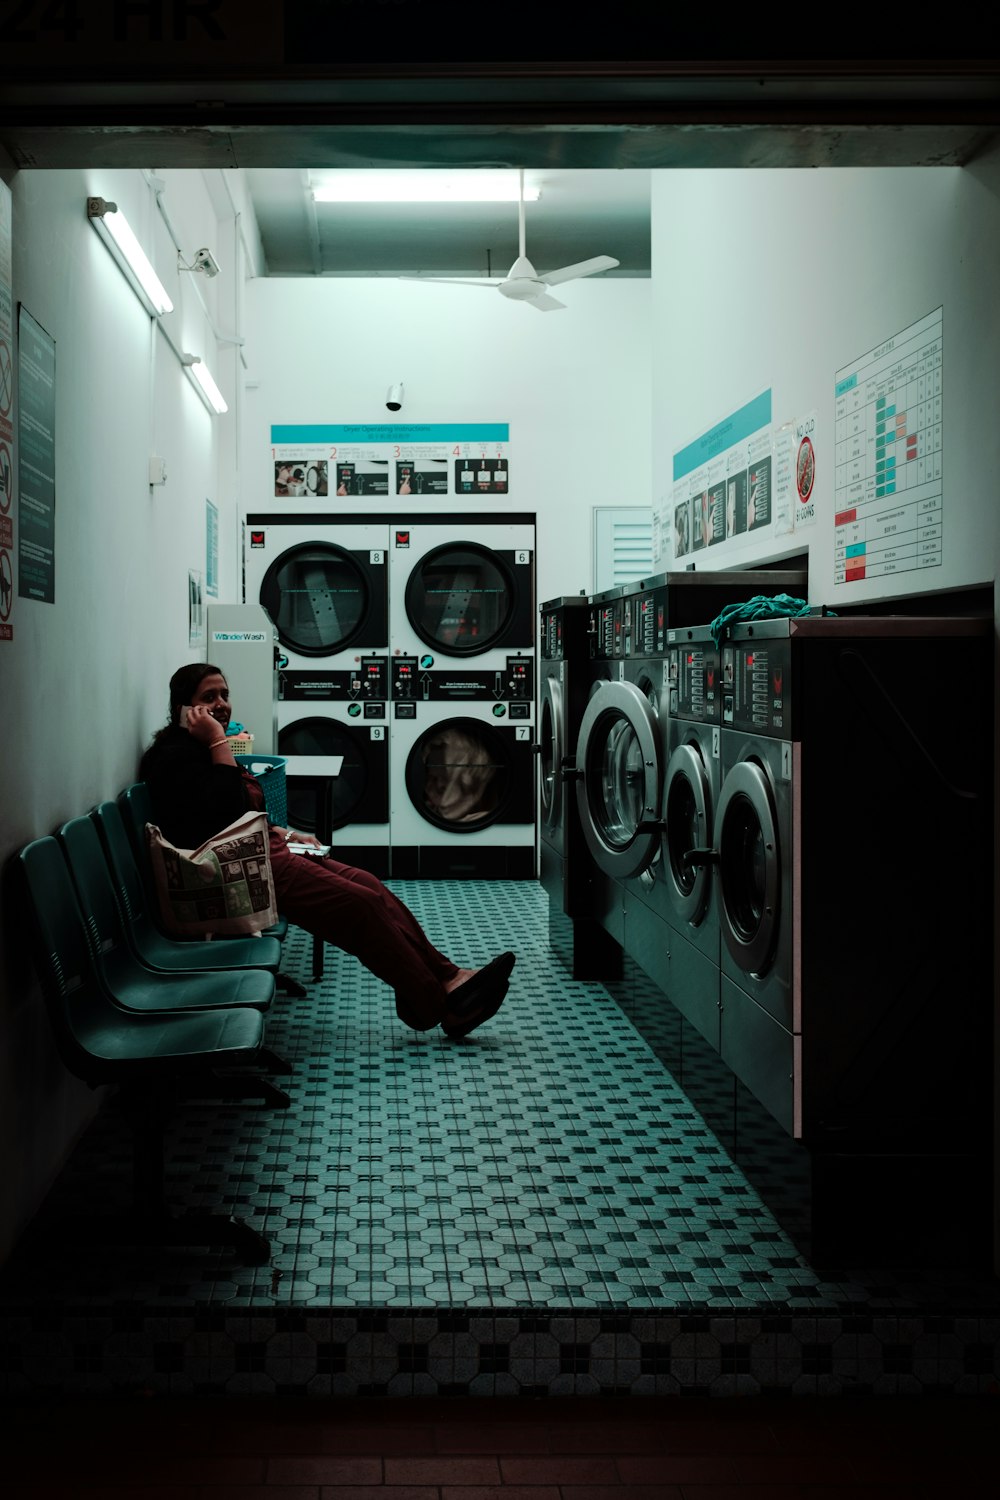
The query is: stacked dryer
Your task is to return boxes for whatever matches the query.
[243,513,391,875]
[387,515,536,878]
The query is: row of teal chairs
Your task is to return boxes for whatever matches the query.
[11,786,302,1265]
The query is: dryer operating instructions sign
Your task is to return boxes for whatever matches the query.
[269,423,510,502]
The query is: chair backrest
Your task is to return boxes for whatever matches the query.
[57,815,131,966]
[118,781,157,906]
[92,799,148,926]
[15,837,108,1083]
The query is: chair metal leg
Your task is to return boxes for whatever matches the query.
[276,972,308,998]
[312,933,324,978]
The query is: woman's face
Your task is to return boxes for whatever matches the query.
[190,672,231,730]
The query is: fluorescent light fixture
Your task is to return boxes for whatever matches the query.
[87,196,173,315]
[182,354,228,414]
[311,171,541,204]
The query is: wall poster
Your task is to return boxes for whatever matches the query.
[833,307,942,588]
[0,178,12,641]
[205,498,219,597]
[663,391,773,567]
[269,423,510,502]
[17,306,56,605]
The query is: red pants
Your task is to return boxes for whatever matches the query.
[268,833,460,1030]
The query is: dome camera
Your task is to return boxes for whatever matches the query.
[386,383,404,412]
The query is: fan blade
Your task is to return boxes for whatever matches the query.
[527,291,567,312]
[398,276,502,287]
[541,255,620,287]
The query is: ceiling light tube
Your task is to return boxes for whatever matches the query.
[311,171,541,204]
[87,196,173,315]
[182,354,228,414]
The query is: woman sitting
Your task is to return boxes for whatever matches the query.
[139,663,515,1037]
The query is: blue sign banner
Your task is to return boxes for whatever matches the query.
[673,391,772,482]
[272,423,510,445]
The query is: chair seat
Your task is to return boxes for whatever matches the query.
[129,914,283,974]
[102,947,276,1013]
[79,996,265,1073]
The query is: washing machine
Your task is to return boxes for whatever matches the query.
[538,595,622,977]
[714,614,993,1213]
[655,622,724,1050]
[243,513,389,670]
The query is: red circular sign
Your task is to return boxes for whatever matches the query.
[796,436,815,503]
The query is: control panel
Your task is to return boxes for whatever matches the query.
[666,631,722,722]
[279,656,388,701]
[722,638,792,735]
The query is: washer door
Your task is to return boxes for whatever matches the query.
[405,717,530,830]
[575,679,661,879]
[277,716,387,830]
[404,542,521,656]
[716,758,781,976]
[662,740,713,928]
[261,543,382,656]
[538,675,564,837]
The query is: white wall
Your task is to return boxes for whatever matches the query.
[0,167,236,1259]
[240,277,653,608]
[650,160,1000,605]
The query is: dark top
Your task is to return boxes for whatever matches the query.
[139,727,264,849]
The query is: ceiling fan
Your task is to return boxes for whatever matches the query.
[404,169,619,311]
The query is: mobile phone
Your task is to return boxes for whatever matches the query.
[179,705,192,728]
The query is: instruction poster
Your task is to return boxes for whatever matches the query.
[0,179,12,641]
[658,391,820,569]
[269,423,510,503]
[17,305,56,604]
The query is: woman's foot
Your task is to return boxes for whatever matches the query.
[442,952,516,1038]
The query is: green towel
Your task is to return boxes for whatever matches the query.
[708,594,829,649]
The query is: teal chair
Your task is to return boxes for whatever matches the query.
[14,836,275,1262]
[118,782,308,996]
[92,800,283,976]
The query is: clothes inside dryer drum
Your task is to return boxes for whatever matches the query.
[406,721,506,827]
[266,549,366,655]
[406,545,512,655]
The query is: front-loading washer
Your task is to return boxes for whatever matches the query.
[713,613,994,1266]
[244,513,389,670]
[573,584,628,946]
[538,595,621,977]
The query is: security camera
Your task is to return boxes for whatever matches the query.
[194,247,221,278]
[386,383,404,412]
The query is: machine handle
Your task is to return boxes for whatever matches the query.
[683,847,718,869]
[634,819,665,836]
[561,766,583,782]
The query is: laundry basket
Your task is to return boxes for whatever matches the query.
[240,754,287,828]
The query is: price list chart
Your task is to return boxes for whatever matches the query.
[833,307,942,587]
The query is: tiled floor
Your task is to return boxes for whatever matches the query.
[1,880,998,1397]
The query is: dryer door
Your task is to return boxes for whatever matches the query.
[715,757,781,976]
[404,541,531,655]
[662,739,713,929]
[575,679,661,880]
[538,674,564,838]
[261,542,387,656]
[277,716,388,830]
[405,717,533,830]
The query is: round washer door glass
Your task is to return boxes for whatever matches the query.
[575,680,660,880]
[717,759,780,976]
[405,543,515,655]
[538,680,563,834]
[406,717,511,830]
[261,544,370,656]
[277,717,368,832]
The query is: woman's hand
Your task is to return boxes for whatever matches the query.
[184,703,227,744]
[281,828,324,848]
